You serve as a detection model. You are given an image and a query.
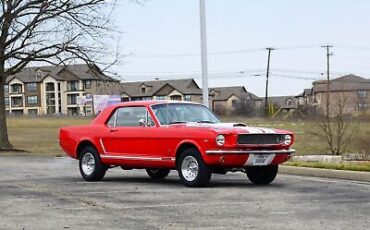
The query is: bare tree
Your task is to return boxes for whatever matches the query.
[317,92,351,155]
[0,0,121,150]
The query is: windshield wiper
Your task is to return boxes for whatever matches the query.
[169,121,188,125]
[196,120,214,124]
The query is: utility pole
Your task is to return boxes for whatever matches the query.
[264,47,274,115]
[199,0,209,107]
[322,44,333,120]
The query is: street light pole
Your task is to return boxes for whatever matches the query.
[199,0,209,107]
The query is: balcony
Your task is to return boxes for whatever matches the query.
[11,97,23,108]
[67,81,82,92]
[67,94,78,105]
[10,84,23,95]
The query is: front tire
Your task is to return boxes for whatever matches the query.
[245,165,278,185]
[146,169,171,180]
[178,148,212,187]
[79,146,107,181]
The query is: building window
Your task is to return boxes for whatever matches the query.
[67,94,78,105]
[170,95,182,101]
[85,80,91,89]
[142,97,152,101]
[11,97,23,107]
[131,97,142,101]
[357,90,367,99]
[4,85,9,94]
[232,99,238,107]
[67,107,79,116]
[67,81,80,91]
[27,83,37,92]
[11,84,22,93]
[46,93,55,105]
[27,96,38,105]
[47,106,56,115]
[36,71,42,79]
[156,95,166,100]
[358,103,367,111]
[5,97,9,106]
[46,83,55,92]
[28,109,38,116]
[141,87,146,94]
[184,95,192,101]
[286,98,293,106]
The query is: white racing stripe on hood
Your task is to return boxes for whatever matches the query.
[185,123,276,134]
[258,128,276,133]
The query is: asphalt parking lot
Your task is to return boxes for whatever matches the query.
[0,156,369,230]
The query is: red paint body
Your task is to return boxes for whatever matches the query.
[59,101,295,169]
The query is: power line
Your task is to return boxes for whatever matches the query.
[270,73,322,81]
[127,48,264,58]
[126,44,322,59]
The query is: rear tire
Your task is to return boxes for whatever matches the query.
[178,148,211,187]
[79,146,107,181]
[146,169,171,180]
[245,165,278,185]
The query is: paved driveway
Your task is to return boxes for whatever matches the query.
[0,156,369,230]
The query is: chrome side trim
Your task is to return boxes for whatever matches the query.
[101,155,176,162]
[205,149,295,155]
[99,139,107,154]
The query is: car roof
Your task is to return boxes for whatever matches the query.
[113,100,202,107]
[91,100,203,125]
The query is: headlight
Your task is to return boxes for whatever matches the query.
[283,134,292,145]
[216,135,225,146]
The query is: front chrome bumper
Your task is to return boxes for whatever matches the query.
[205,149,295,155]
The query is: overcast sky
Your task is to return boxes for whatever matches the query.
[113,0,370,97]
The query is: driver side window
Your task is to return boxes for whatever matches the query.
[107,107,154,127]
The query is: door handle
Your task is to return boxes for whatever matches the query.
[110,128,118,133]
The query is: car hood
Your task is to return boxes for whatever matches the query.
[170,122,290,134]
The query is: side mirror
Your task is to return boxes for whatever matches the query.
[138,119,147,127]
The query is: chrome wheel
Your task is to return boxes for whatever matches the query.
[181,156,199,182]
[81,152,95,176]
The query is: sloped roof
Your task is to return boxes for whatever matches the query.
[249,92,262,101]
[5,64,116,83]
[267,96,297,109]
[295,88,313,98]
[313,74,370,92]
[210,86,252,101]
[121,78,202,97]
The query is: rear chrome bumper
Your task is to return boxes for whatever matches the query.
[205,149,295,155]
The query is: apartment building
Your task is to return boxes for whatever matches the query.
[121,79,203,103]
[4,64,122,116]
[294,74,370,116]
[121,79,261,115]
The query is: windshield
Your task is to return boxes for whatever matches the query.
[151,103,221,125]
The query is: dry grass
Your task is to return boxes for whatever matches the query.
[6,116,91,156]
[284,161,370,172]
[4,116,370,157]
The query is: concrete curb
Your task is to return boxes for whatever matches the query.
[280,165,370,182]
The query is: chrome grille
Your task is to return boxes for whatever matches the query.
[237,134,283,145]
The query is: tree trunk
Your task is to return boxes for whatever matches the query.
[0,62,13,150]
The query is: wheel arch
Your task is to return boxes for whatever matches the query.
[175,140,203,166]
[76,140,98,159]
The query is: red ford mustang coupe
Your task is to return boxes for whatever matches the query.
[59,101,295,187]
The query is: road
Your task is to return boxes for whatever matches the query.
[0,156,369,230]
